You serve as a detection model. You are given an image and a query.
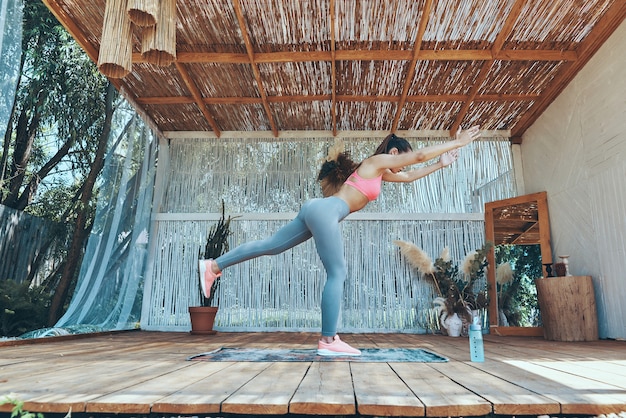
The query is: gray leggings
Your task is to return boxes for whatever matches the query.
[215,196,350,336]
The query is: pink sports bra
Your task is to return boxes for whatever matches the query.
[344,172,383,201]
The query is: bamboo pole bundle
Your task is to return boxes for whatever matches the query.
[127,0,158,27]
[141,0,176,66]
[98,0,133,78]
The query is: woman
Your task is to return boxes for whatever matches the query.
[199,125,481,356]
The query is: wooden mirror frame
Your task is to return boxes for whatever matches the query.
[484,191,552,336]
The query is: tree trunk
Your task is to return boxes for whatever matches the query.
[14,130,78,210]
[47,83,116,326]
[3,97,42,208]
[0,39,28,199]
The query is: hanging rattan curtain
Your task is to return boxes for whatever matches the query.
[127,0,157,27]
[141,0,176,66]
[98,0,133,78]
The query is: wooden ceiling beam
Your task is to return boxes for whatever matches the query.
[175,63,221,137]
[450,0,526,135]
[390,0,433,133]
[44,0,621,137]
[511,1,626,137]
[135,93,540,106]
[134,49,577,65]
[232,0,279,137]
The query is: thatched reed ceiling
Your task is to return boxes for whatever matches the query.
[493,201,540,245]
[44,0,626,140]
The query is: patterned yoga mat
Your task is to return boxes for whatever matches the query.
[188,347,448,362]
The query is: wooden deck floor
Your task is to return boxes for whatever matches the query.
[1,331,625,417]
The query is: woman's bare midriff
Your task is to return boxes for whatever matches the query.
[333,184,371,213]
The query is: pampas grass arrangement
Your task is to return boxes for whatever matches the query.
[394,240,435,275]
[496,262,514,285]
[394,240,493,324]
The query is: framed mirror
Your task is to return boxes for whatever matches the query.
[484,191,552,336]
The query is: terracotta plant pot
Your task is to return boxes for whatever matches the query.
[188,306,218,335]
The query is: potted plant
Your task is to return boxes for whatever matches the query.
[394,240,493,336]
[189,201,237,335]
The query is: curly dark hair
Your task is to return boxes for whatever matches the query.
[317,151,358,197]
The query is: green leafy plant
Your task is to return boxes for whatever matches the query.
[0,396,45,418]
[198,201,239,307]
[0,281,51,337]
[495,244,542,326]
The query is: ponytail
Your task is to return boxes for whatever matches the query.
[373,133,412,155]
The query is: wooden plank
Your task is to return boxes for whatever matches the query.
[289,361,355,415]
[22,361,188,414]
[221,362,310,415]
[151,362,270,414]
[555,360,626,385]
[526,359,626,390]
[482,337,626,388]
[0,358,86,380]
[144,49,578,65]
[3,358,150,393]
[390,363,491,417]
[491,326,544,337]
[351,362,425,417]
[1,332,625,417]
[503,359,626,415]
[84,362,231,414]
[429,361,560,416]
[0,359,152,412]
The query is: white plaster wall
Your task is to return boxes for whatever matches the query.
[522,20,626,339]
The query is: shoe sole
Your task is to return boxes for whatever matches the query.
[198,260,208,297]
[317,349,361,357]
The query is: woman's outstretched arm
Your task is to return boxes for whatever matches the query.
[383,148,459,183]
[372,126,480,179]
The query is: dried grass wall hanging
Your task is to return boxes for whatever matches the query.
[127,0,158,27]
[141,0,176,66]
[98,0,133,78]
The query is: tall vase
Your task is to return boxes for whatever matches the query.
[444,313,463,337]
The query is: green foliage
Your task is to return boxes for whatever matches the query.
[0,0,125,324]
[199,201,239,306]
[0,396,44,418]
[1,395,70,418]
[2,0,110,214]
[0,280,51,337]
[496,244,542,326]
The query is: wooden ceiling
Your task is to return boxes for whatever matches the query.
[492,201,540,245]
[44,0,626,139]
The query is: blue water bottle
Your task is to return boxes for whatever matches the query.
[469,317,484,362]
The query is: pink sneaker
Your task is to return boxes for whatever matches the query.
[317,335,361,356]
[198,259,221,299]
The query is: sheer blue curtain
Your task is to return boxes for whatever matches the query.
[0,0,22,140]
[56,103,158,330]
